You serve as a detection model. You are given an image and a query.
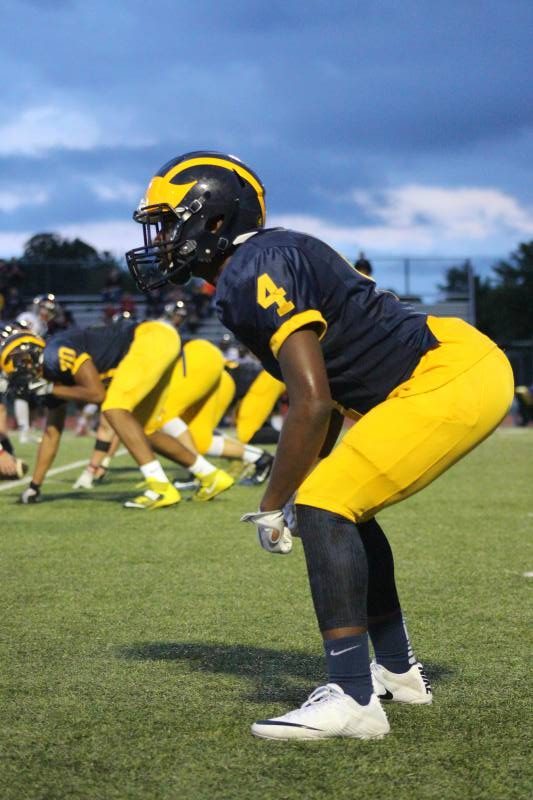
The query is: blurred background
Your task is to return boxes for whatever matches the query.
[1,0,532,383]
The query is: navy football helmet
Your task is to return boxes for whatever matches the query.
[126,151,266,291]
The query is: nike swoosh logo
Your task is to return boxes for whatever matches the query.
[329,645,361,656]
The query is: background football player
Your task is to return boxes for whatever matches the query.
[74,327,272,493]
[126,150,514,741]
[0,315,232,508]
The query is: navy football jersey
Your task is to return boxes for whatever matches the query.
[216,229,438,415]
[43,320,137,385]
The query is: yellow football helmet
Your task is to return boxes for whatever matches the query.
[126,151,266,291]
[0,330,46,380]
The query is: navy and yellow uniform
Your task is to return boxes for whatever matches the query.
[101,319,181,426]
[43,320,137,386]
[216,228,514,521]
[43,319,182,431]
[146,340,235,452]
[234,369,285,444]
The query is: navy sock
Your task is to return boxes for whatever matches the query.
[324,633,373,705]
[369,611,415,674]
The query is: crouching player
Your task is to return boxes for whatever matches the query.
[74,336,270,495]
[127,150,515,740]
[0,318,231,508]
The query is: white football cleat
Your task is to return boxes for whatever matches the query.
[251,684,389,741]
[370,661,432,705]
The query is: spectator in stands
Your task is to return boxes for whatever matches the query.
[119,292,137,318]
[101,266,124,321]
[354,251,373,277]
[4,286,24,318]
[144,285,165,319]
[189,277,215,319]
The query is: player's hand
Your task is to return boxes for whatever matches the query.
[20,483,41,504]
[0,450,24,479]
[240,509,293,554]
[27,379,54,397]
[0,375,8,394]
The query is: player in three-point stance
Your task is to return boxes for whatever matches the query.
[0,315,234,509]
[126,150,514,740]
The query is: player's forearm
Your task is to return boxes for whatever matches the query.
[259,398,331,511]
[318,409,345,458]
[31,428,62,485]
[52,384,106,404]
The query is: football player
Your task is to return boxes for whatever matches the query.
[13,297,59,443]
[126,151,514,740]
[75,334,272,492]
[0,371,22,478]
[233,369,284,445]
[0,322,30,476]
[0,316,232,508]
[153,301,273,485]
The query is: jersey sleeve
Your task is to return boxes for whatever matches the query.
[249,246,327,357]
[43,340,90,384]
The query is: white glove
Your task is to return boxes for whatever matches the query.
[21,483,41,504]
[282,495,298,537]
[0,375,8,394]
[240,509,293,554]
[73,467,95,490]
[27,379,54,396]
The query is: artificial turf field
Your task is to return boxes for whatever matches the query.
[1,427,531,800]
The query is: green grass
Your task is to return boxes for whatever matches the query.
[1,429,532,800]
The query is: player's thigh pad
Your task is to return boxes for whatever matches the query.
[102,321,180,412]
[296,343,514,522]
[162,339,225,422]
[186,370,236,453]
[236,371,285,443]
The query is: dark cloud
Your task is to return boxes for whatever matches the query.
[0,0,532,255]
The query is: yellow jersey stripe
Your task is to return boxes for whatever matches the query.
[269,310,327,358]
[71,353,91,376]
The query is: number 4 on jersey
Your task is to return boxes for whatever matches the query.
[256,273,295,317]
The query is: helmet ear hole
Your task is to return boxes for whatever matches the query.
[208,214,225,233]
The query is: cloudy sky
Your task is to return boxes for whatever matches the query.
[1,0,533,288]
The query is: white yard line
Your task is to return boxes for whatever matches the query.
[0,448,127,492]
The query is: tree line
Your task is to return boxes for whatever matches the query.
[439,241,533,344]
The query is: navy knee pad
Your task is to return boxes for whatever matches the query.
[295,504,368,631]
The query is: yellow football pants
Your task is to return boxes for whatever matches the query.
[102,321,181,434]
[296,317,515,522]
[148,339,236,452]
[185,370,236,453]
[236,370,285,443]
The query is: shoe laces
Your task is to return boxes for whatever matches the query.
[417,663,432,692]
[301,684,343,709]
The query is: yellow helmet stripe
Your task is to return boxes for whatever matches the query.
[144,178,198,210]
[0,334,45,374]
[163,156,266,221]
